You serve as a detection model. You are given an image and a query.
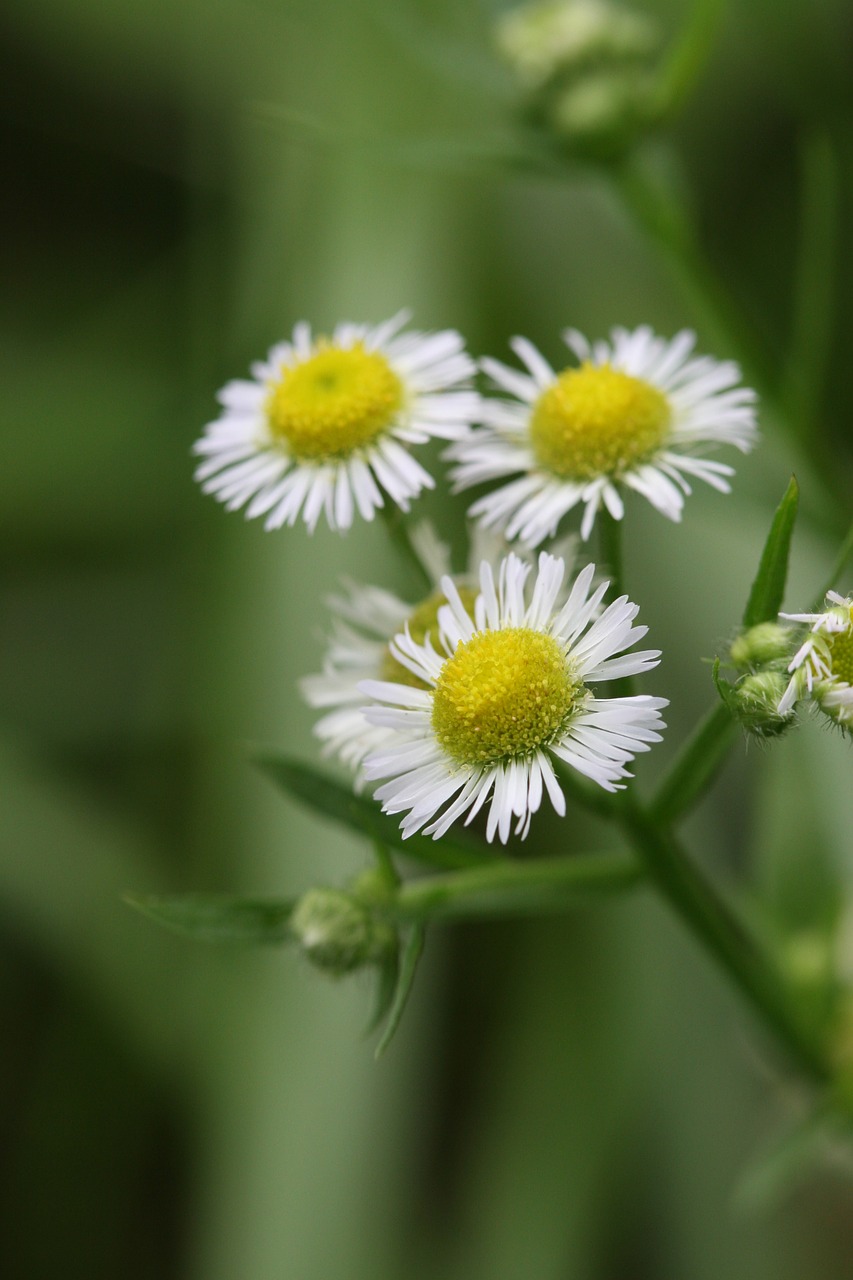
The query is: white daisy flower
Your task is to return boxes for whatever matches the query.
[194,311,479,533]
[301,524,589,781]
[778,591,853,727]
[447,325,758,544]
[360,552,667,844]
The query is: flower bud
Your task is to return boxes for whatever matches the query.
[729,622,794,670]
[731,671,795,738]
[291,888,396,976]
[546,68,656,159]
[496,0,659,91]
[495,0,661,159]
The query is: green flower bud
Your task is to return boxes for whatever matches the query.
[546,68,656,159]
[731,671,794,738]
[730,622,795,670]
[496,0,659,92]
[291,888,396,977]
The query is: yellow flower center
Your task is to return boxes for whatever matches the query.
[267,343,404,460]
[380,585,480,690]
[530,362,671,479]
[432,627,579,767]
[827,619,853,685]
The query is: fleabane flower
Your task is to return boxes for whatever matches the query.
[447,326,758,544]
[301,524,590,781]
[779,592,853,728]
[360,553,667,844]
[194,312,479,533]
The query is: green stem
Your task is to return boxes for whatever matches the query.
[390,852,642,922]
[379,504,432,593]
[812,518,853,611]
[598,508,624,600]
[611,154,843,520]
[782,134,839,447]
[618,798,830,1084]
[650,700,737,826]
[598,508,637,698]
[613,155,771,390]
[652,0,729,122]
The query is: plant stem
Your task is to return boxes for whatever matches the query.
[651,0,730,123]
[598,508,624,599]
[378,504,433,593]
[650,700,737,826]
[598,508,637,698]
[617,798,830,1084]
[812,518,853,611]
[390,852,642,922]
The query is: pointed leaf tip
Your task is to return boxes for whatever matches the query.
[742,476,800,628]
[126,893,296,945]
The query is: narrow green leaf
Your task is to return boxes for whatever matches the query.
[365,950,400,1038]
[253,752,494,871]
[742,476,800,628]
[375,924,425,1059]
[126,893,296,945]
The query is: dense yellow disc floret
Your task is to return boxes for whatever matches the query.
[380,586,480,689]
[268,343,403,460]
[530,362,670,479]
[432,627,579,766]
[827,615,853,685]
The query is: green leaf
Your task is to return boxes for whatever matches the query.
[253,753,495,871]
[365,949,400,1038]
[375,924,425,1059]
[742,476,800,628]
[126,893,296,945]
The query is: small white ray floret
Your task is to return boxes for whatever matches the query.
[195,312,480,533]
[778,591,853,726]
[447,325,758,545]
[360,552,667,844]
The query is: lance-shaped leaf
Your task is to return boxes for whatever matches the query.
[254,752,495,871]
[742,476,800,628]
[126,893,296,945]
[375,924,425,1059]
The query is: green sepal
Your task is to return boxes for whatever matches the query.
[253,752,494,871]
[375,924,425,1060]
[742,476,800,628]
[126,893,296,945]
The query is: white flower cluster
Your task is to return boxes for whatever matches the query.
[194,310,766,844]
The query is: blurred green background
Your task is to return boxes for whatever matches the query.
[3,1,853,1276]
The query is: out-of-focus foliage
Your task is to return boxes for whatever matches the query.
[2,1,853,1277]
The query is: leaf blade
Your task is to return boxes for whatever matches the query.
[126,893,296,945]
[742,476,800,628]
[375,924,425,1059]
[253,752,495,871]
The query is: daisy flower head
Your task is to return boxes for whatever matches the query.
[301,523,592,782]
[779,591,853,729]
[360,552,668,845]
[193,312,479,534]
[447,326,758,545]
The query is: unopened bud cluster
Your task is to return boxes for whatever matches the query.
[725,623,797,738]
[495,0,662,159]
[291,884,396,977]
